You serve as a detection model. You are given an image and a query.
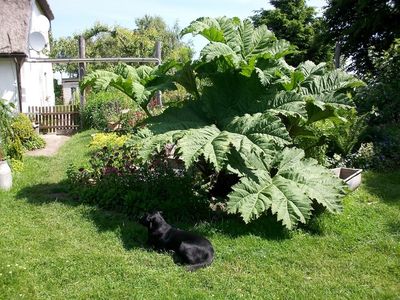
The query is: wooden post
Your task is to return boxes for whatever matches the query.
[14,57,24,113]
[155,41,162,107]
[78,36,86,128]
[334,42,341,69]
[78,36,86,106]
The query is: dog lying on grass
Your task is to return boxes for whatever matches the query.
[139,211,214,271]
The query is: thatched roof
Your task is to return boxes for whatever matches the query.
[37,0,54,21]
[0,0,54,56]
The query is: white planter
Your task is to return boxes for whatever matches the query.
[0,160,12,191]
[331,167,362,191]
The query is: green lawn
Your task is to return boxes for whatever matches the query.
[0,131,399,299]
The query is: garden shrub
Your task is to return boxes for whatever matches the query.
[7,137,23,161]
[66,145,208,221]
[81,90,139,130]
[356,39,400,125]
[359,125,400,170]
[351,40,400,170]
[10,158,24,173]
[89,132,129,152]
[0,99,14,160]
[1,102,44,162]
[11,113,45,151]
[297,110,368,167]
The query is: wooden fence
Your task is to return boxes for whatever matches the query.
[27,105,80,134]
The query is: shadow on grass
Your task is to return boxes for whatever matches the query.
[187,214,291,241]
[387,219,400,239]
[15,182,147,251]
[362,170,400,206]
[16,181,293,248]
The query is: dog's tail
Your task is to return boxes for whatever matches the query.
[186,254,214,272]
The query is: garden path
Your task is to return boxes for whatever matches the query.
[25,133,71,157]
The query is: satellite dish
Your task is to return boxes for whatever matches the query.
[29,31,47,52]
[37,15,50,32]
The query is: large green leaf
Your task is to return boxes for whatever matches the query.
[200,42,240,66]
[265,91,308,119]
[80,70,119,91]
[176,128,279,172]
[81,63,178,117]
[176,125,230,171]
[146,102,209,134]
[240,21,275,60]
[227,148,346,229]
[224,112,292,147]
[143,111,291,172]
[300,69,364,96]
[295,63,364,111]
[182,17,278,66]
[173,62,200,98]
[138,131,180,161]
[226,170,274,223]
[180,17,226,42]
[297,61,326,77]
[115,64,141,81]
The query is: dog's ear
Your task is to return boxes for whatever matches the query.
[143,213,153,228]
[139,214,147,225]
[139,213,152,227]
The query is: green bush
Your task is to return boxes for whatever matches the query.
[0,99,14,160]
[361,125,400,170]
[88,132,129,152]
[66,146,208,221]
[356,39,400,125]
[11,113,34,140]
[10,158,24,172]
[11,113,45,151]
[7,136,23,161]
[352,40,400,170]
[81,90,139,130]
[328,125,400,170]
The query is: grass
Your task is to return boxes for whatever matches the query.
[0,130,399,299]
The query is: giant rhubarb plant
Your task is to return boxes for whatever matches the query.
[86,17,364,229]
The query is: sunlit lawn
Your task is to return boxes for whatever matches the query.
[0,131,399,299]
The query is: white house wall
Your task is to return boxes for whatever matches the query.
[0,58,19,110]
[20,0,55,112]
[62,81,80,104]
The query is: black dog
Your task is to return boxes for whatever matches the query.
[139,211,214,271]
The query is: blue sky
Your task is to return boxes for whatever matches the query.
[47,0,326,56]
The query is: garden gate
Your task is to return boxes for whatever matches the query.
[27,105,80,134]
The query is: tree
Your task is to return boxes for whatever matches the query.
[49,33,79,76]
[252,0,334,66]
[356,39,400,124]
[50,16,193,75]
[324,0,400,75]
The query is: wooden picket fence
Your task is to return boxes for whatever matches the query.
[27,105,80,134]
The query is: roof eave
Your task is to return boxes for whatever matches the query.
[36,0,54,21]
